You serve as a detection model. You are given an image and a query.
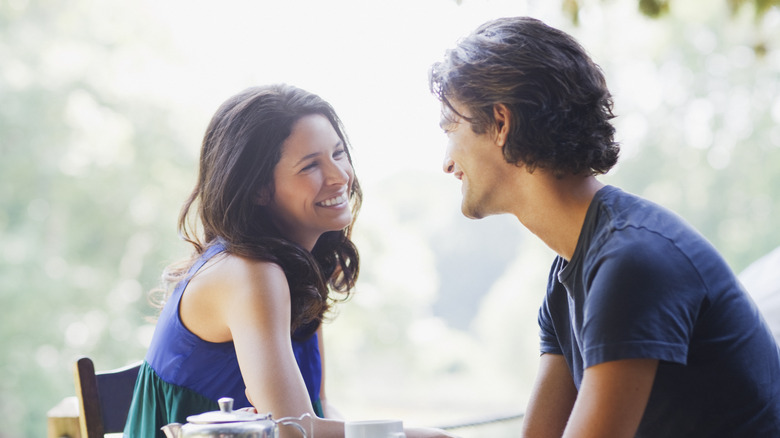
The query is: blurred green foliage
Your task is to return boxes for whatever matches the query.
[600,0,780,272]
[560,0,779,23]
[0,2,193,435]
[575,0,779,19]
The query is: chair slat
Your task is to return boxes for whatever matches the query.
[74,357,104,437]
[74,357,142,437]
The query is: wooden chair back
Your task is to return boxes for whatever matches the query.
[73,356,142,437]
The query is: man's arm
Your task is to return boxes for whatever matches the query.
[563,358,658,438]
[521,353,578,438]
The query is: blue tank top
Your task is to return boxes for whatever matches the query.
[135,242,321,411]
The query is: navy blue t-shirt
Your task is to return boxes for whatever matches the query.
[539,186,780,437]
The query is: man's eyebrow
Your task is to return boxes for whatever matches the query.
[440,110,455,126]
[439,114,458,131]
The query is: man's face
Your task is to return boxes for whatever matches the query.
[440,101,508,219]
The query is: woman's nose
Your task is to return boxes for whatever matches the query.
[326,160,351,184]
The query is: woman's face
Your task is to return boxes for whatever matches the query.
[263,114,354,250]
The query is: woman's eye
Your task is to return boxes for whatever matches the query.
[334,148,346,159]
[301,162,318,171]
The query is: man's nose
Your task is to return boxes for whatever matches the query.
[443,156,455,174]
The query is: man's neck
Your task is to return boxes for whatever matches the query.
[509,172,604,261]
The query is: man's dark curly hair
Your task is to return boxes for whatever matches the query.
[429,16,620,177]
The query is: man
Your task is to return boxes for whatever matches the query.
[429,16,780,437]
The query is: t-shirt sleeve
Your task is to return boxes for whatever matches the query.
[539,294,563,355]
[581,232,705,368]
[539,258,564,355]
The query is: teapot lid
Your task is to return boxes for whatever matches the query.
[186,397,271,424]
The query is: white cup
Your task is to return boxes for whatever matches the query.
[344,419,405,438]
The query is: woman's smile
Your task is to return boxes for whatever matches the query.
[316,191,349,208]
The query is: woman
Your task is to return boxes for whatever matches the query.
[124,85,452,438]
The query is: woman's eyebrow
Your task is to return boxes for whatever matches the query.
[292,141,344,167]
[294,152,321,167]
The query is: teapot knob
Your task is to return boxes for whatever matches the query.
[160,422,182,438]
[217,397,234,413]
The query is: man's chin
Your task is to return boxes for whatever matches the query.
[461,203,486,220]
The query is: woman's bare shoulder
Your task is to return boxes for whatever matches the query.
[195,253,292,303]
[181,253,291,342]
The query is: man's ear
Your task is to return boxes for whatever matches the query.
[493,103,511,147]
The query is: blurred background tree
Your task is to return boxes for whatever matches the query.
[1,0,778,436]
[0,2,194,435]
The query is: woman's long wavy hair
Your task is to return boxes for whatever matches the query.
[157,84,361,337]
[430,17,620,177]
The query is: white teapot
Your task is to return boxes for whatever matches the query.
[161,397,310,438]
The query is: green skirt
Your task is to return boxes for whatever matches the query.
[123,362,323,437]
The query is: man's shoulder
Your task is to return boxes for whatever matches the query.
[594,186,665,220]
[587,187,726,282]
[593,186,695,242]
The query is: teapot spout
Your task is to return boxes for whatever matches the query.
[160,422,182,438]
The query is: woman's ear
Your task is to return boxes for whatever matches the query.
[493,103,511,147]
[255,188,271,206]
